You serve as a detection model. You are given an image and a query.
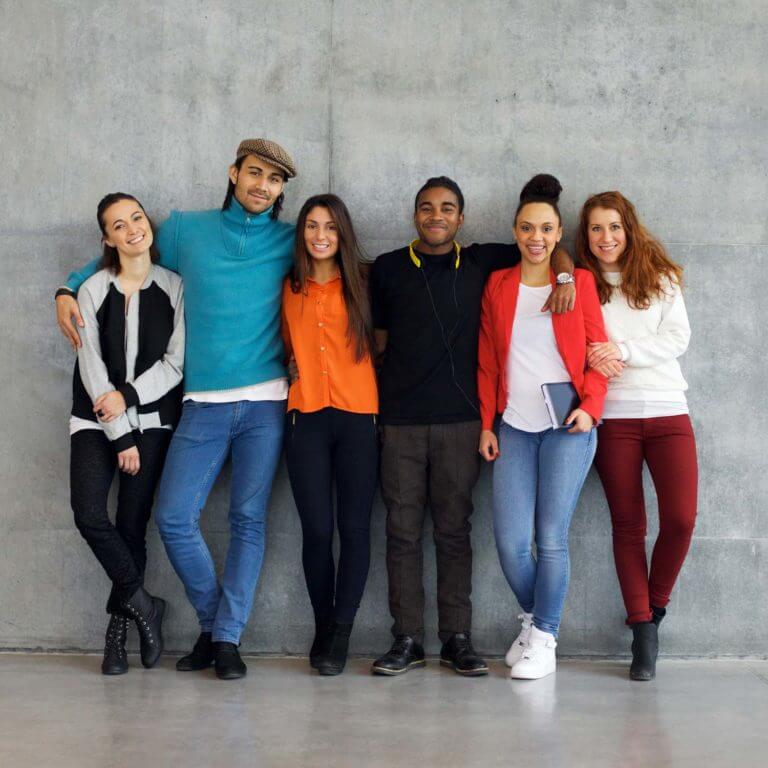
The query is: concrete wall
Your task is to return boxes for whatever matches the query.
[1,0,766,657]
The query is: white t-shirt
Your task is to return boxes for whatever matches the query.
[503,284,570,432]
[183,378,288,404]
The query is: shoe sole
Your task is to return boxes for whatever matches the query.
[101,667,128,676]
[371,659,426,676]
[176,660,215,672]
[317,666,344,676]
[510,668,556,680]
[216,669,247,680]
[439,659,489,676]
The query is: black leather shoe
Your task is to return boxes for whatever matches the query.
[214,642,247,680]
[371,635,426,676]
[101,614,129,675]
[176,632,214,672]
[651,605,667,627]
[630,622,658,681]
[121,586,165,669]
[317,622,352,676]
[310,617,334,669]
[440,633,489,676]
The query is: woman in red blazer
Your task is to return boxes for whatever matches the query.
[478,174,608,679]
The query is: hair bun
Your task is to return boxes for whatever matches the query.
[520,174,562,202]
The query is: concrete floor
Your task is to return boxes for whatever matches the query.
[0,655,766,768]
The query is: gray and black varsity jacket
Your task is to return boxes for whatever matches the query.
[72,265,185,451]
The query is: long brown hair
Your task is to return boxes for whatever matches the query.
[291,194,375,362]
[97,192,160,275]
[576,191,683,308]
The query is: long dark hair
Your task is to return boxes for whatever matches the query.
[576,191,683,307]
[222,156,284,220]
[291,194,375,362]
[96,193,160,274]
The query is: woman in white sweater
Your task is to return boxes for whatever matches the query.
[576,191,697,682]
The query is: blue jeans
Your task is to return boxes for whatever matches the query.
[492,421,596,637]
[154,399,284,644]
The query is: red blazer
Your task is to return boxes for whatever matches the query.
[478,266,608,431]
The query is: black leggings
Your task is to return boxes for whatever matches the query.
[285,408,379,624]
[71,429,171,613]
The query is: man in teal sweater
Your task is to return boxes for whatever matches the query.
[56,139,297,679]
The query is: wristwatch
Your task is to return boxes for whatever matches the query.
[556,272,575,285]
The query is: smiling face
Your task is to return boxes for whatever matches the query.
[587,207,626,271]
[514,202,562,265]
[229,154,286,214]
[303,205,339,263]
[101,198,154,258]
[413,186,464,252]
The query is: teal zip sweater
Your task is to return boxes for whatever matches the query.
[66,198,296,392]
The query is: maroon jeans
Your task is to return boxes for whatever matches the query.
[594,414,698,625]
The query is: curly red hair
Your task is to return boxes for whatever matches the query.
[576,191,683,308]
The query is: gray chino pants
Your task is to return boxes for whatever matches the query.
[380,420,482,643]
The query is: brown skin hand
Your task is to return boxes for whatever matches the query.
[542,245,576,314]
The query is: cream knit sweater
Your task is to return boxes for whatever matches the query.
[600,271,690,419]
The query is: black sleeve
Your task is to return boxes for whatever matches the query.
[473,242,521,275]
[369,257,388,330]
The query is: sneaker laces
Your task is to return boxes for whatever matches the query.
[517,613,533,629]
[521,632,556,660]
[391,636,411,655]
[452,634,478,660]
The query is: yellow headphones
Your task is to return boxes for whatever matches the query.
[408,239,461,270]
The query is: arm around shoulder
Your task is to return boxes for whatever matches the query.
[154,213,181,273]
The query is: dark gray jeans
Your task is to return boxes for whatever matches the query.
[380,420,481,643]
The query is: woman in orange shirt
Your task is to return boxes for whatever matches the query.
[282,194,378,676]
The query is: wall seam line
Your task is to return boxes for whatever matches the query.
[327,0,335,192]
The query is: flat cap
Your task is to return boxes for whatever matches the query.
[236,138,297,179]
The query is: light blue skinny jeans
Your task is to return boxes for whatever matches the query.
[154,399,284,644]
[492,420,597,638]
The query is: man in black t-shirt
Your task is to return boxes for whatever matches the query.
[369,176,574,676]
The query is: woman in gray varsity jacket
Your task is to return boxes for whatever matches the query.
[67,193,184,675]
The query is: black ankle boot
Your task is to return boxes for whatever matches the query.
[176,632,214,671]
[630,621,658,681]
[101,614,129,675]
[317,622,352,676]
[121,586,165,669]
[310,616,334,669]
[651,605,667,626]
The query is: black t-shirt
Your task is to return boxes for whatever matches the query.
[370,242,521,425]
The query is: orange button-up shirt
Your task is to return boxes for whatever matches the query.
[281,276,378,414]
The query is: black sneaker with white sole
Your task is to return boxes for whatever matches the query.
[371,635,426,675]
[440,633,489,676]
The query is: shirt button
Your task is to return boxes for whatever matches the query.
[320,346,326,351]
[322,371,328,375]
[318,322,324,327]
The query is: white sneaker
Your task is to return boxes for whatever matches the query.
[510,626,557,679]
[504,612,534,668]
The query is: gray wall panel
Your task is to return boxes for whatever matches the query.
[1,1,765,656]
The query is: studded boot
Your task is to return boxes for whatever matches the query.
[121,586,166,669]
[101,614,129,675]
